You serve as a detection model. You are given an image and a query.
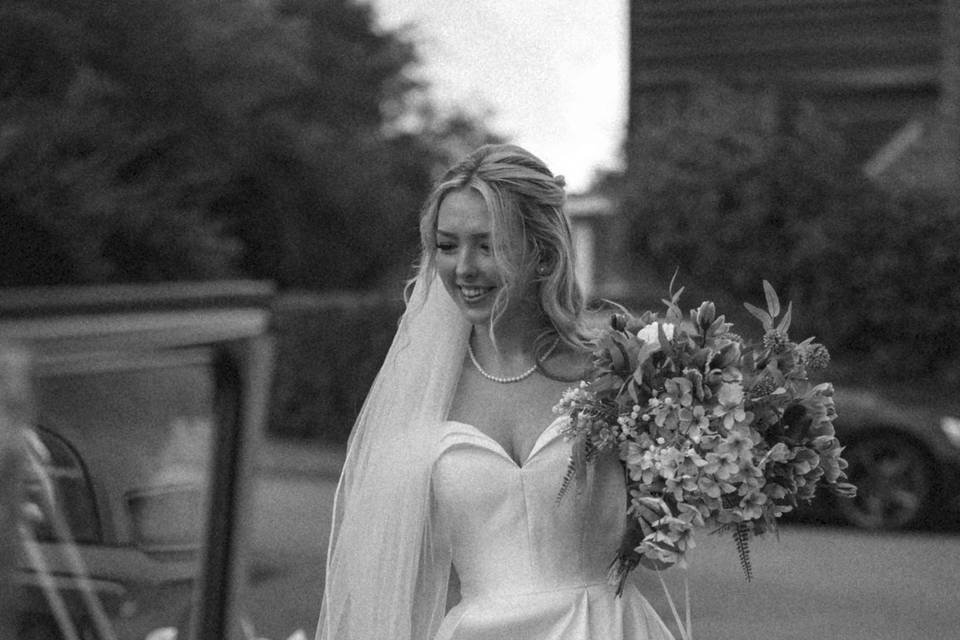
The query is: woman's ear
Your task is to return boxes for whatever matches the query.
[536,249,556,276]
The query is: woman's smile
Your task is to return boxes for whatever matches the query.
[459,285,495,303]
[435,188,506,325]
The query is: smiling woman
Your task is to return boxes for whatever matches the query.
[316,144,677,640]
[415,145,585,356]
[434,190,503,327]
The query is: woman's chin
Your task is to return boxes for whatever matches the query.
[446,288,495,325]
[456,303,494,326]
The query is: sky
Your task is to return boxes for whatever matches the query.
[370,0,629,193]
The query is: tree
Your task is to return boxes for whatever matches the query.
[0,0,499,288]
[0,0,240,284]
[625,83,855,294]
[201,0,501,289]
[622,81,960,384]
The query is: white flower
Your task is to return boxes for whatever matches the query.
[637,322,675,346]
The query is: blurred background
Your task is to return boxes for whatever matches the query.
[2,1,960,639]
[4,0,960,410]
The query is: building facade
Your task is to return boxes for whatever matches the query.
[627,0,943,165]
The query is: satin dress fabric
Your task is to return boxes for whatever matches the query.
[431,416,676,640]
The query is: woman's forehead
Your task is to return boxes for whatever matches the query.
[436,189,491,235]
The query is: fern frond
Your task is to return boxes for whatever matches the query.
[733,522,753,581]
[555,454,578,506]
[556,435,595,505]
[607,552,639,597]
[584,437,599,464]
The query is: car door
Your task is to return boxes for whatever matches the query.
[0,281,274,640]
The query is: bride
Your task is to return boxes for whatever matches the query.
[316,144,675,640]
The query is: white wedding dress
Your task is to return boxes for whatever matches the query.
[431,416,676,640]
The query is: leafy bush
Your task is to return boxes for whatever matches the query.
[0,0,497,289]
[623,81,960,386]
[268,290,404,442]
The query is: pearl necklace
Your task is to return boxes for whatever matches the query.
[467,336,560,384]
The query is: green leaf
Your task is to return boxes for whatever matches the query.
[763,280,780,318]
[707,315,728,336]
[743,302,773,330]
[776,301,793,334]
[664,305,682,323]
[658,323,671,348]
[662,272,685,318]
[609,343,626,371]
[668,268,681,298]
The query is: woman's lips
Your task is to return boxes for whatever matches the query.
[459,285,495,303]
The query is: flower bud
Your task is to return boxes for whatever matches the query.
[804,343,831,370]
[832,482,857,498]
[696,301,716,330]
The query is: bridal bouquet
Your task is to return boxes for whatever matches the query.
[555,281,856,591]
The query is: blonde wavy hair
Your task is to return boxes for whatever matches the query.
[408,144,591,353]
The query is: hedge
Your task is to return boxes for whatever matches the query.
[268,290,405,443]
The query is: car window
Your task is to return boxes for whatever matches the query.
[16,349,217,640]
[27,427,101,545]
[1,286,279,640]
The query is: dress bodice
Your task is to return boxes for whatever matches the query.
[432,416,627,600]
[430,417,675,640]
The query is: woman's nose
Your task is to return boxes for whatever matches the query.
[455,247,478,279]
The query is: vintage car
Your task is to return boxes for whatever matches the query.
[0,281,275,640]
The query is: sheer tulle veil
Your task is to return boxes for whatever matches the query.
[316,271,469,640]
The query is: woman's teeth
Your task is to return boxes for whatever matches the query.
[460,286,491,301]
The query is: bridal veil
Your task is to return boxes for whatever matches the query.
[316,272,469,640]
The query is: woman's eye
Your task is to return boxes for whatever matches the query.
[436,243,455,253]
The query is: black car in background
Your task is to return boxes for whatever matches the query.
[825,387,960,530]
[0,281,275,640]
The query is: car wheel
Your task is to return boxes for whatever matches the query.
[835,433,935,530]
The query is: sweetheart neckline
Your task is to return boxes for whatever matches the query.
[441,415,568,469]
